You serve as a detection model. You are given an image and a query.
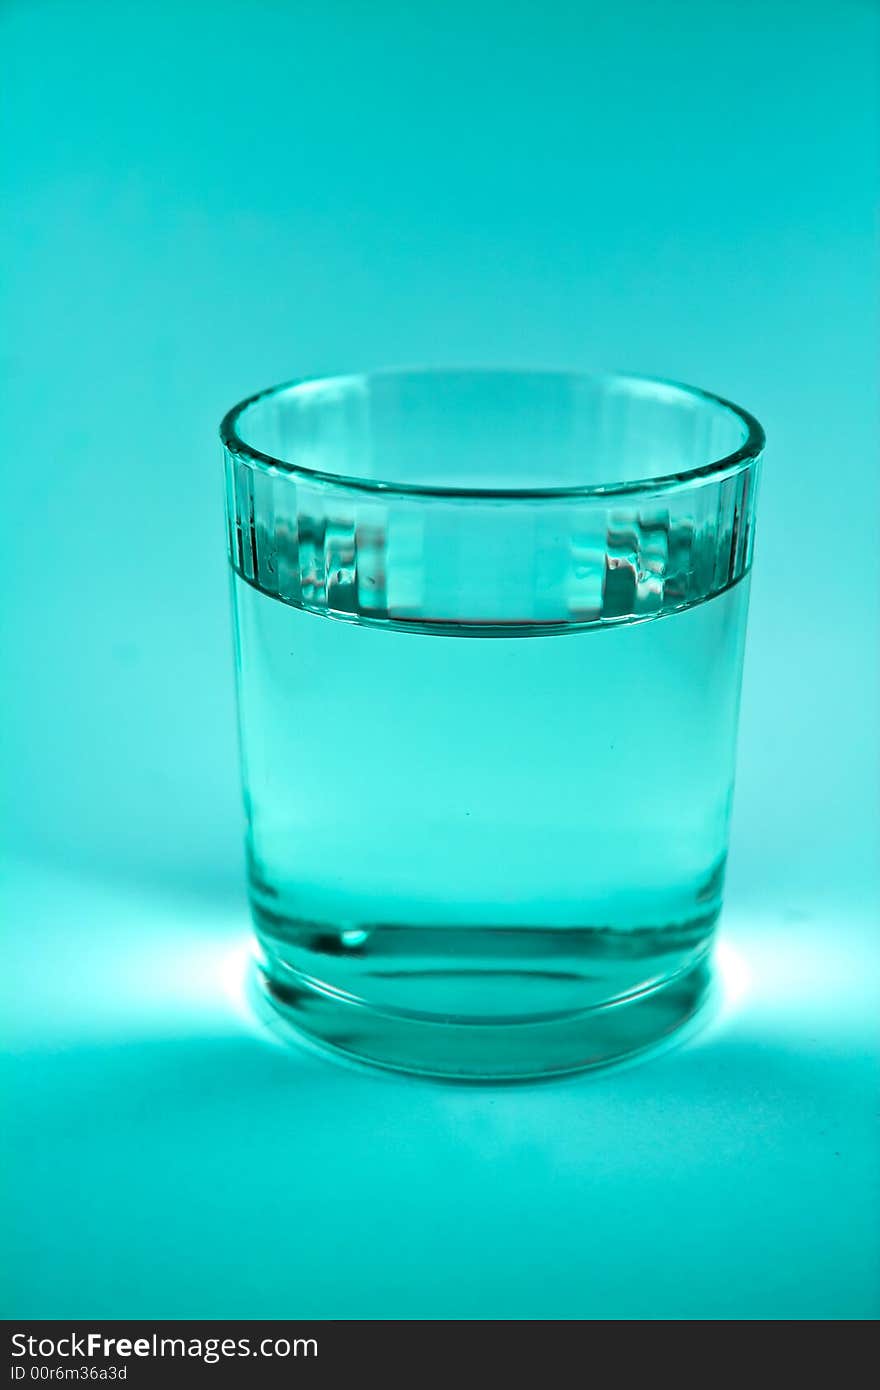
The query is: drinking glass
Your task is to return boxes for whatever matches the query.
[221,369,763,1078]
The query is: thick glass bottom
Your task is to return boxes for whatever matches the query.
[252,909,715,1080]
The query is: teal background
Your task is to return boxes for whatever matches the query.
[2,0,878,1318]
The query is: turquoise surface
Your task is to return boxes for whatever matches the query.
[2,0,878,1318]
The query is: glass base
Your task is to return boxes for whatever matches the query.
[253,918,713,1080]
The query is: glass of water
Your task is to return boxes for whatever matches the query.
[221,369,763,1079]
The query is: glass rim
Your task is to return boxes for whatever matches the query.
[220,366,765,501]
